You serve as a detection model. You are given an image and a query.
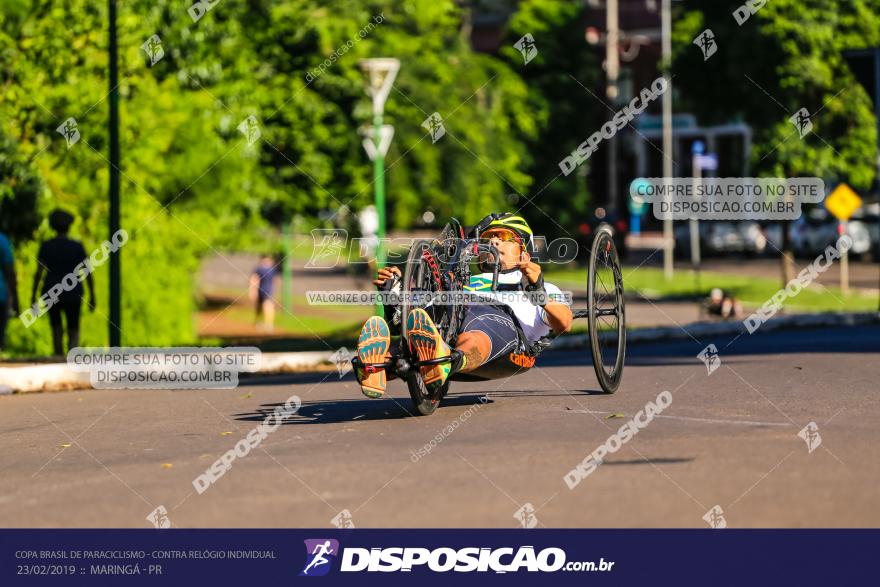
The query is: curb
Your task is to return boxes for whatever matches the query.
[0,351,340,395]
[548,311,880,350]
[1,311,877,394]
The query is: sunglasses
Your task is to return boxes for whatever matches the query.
[479,229,521,245]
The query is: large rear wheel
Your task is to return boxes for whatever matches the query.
[588,224,626,393]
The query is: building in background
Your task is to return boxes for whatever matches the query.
[468,0,754,231]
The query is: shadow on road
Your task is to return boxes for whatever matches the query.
[232,326,878,390]
[602,457,696,466]
[234,394,493,425]
[239,371,345,386]
[470,388,608,397]
[539,324,880,370]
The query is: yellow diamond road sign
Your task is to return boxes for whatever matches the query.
[824,183,862,221]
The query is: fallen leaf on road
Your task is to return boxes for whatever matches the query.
[240,393,253,399]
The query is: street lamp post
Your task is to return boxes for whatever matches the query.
[661,0,674,280]
[359,58,400,270]
[606,0,619,211]
[360,58,399,316]
[690,140,704,292]
[108,0,121,346]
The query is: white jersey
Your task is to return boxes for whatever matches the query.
[464,270,569,343]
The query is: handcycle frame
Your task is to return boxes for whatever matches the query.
[352,218,626,416]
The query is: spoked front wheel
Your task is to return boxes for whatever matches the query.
[587,224,626,393]
[404,369,448,416]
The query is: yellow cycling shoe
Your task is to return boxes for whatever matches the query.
[406,308,451,392]
[356,316,390,398]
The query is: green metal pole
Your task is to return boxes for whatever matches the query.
[373,113,386,267]
[108,0,121,346]
[282,222,292,313]
[373,113,385,317]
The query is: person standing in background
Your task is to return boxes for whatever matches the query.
[0,231,20,351]
[250,254,277,333]
[31,210,95,355]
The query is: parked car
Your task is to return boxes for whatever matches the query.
[674,221,772,257]
[761,223,785,253]
[575,207,628,261]
[850,203,879,261]
[790,207,873,259]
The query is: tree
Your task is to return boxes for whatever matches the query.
[0,0,540,356]
[501,0,602,241]
[0,130,41,241]
[671,0,879,283]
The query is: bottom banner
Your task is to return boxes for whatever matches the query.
[2,529,876,585]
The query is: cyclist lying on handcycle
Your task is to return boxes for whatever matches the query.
[354,212,573,399]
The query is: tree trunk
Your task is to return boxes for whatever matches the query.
[780,219,794,285]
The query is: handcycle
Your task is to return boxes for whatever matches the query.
[351,218,626,416]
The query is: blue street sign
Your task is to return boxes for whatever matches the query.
[695,153,718,170]
[628,178,650,216]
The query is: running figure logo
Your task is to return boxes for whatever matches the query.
[306,229,348,269]
[237,115,262,146]
[329,347,355,378]
[514,33,538,65]
[789,108,813,138]
[702,505,727,529]
[300,539,339,577]
[513,503,538,528]
[421,112,446,143]
[145,505,172,529]
[330,509,355,529]
[798,421,822,453]
[697,344,721,375]
[56,117,80,148]
[141,34,164,66]
[693,29,717,61]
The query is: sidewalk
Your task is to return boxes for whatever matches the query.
[0,351,340,395]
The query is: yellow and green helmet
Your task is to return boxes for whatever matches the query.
[474,212,535,254]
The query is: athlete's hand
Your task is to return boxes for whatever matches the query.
[372,266,401,287]
[518,259,542,285]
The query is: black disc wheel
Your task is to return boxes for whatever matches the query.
[587,224,626,393]
[401,240,451,416]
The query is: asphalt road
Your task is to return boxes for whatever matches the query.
[1,325,878,528]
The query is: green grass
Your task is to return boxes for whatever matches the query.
[220,302,370,337]
[544,266,877,313]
